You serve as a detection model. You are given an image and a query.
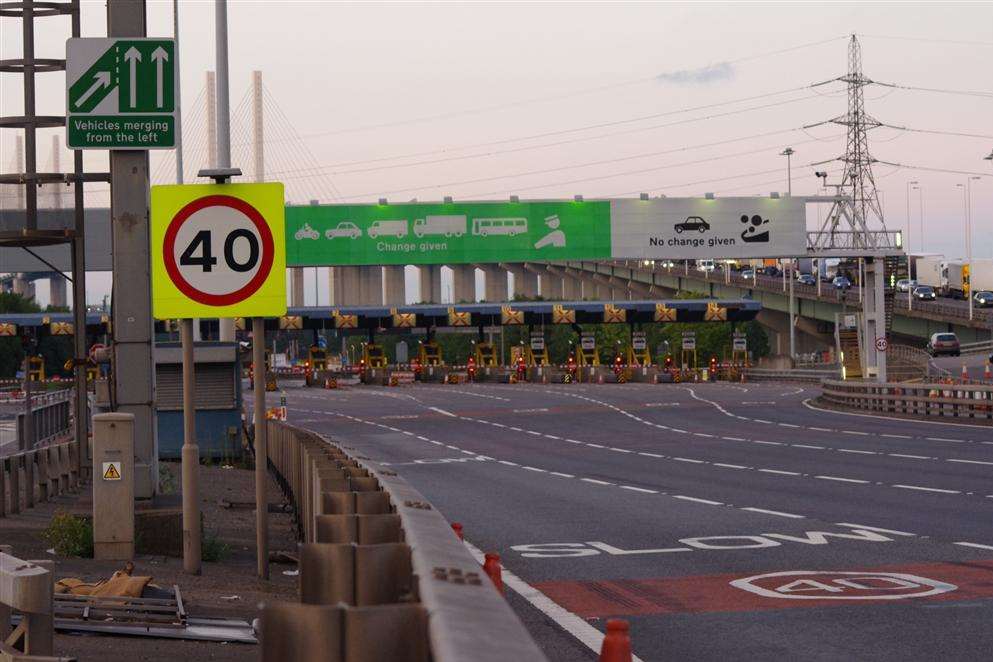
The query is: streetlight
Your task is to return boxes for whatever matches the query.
[905,180,918,259]
[966,176,981,320]
[780,148,795,196]
[917,186,925,253]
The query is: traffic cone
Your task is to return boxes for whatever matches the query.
[483,552,504,594]
[985,363,992,382]
[962,364,969,383]
[598,619,632,662]
[451,522,464,540]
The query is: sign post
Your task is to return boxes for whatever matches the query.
[66,38,177,149]
[152,179,285,576]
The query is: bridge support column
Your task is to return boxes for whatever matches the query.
[541,271,563,300]
[862,257,887,383]
[562,274,582,300]
[510,265,538,299]
[334,267,361,305]
[12,274,34,300]
[451,265,475,302]
[383,265,405,305]
[49,275,67,308]
[418,265,442,303]
[290,268,305,306]
[359,266,383,306]
[483,265,508,302]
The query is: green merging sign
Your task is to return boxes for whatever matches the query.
[66,38,176,150]
[285,201,612,266]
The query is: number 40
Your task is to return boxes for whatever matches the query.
[180,229,259,272]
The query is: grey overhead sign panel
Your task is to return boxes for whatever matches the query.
[610,197,807,259]
[0,209,113,272]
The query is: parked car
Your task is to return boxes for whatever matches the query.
[741,269,755,280]
[674,216,710,233]
[796,274,817,286]
[761,266,781,277]
[912,285,937,301]
[325,221,362,239]
[973,291,993,308]
[832,276,852,290]
[927,332,960,357]
[896,279,918,293]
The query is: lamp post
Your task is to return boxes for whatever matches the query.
[966,176,981,320]
[906,182,919,311]
[780,148,795,196]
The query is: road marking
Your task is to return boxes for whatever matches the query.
[713,463,748,470]
[759,469,802,476]
[527,430,542,436]
[673,457,705,464]
[842,430,870,436]
[795,444,825,450]
[882,433,912,439]
[621,486,659,494]
[514,407,549,413]
[779,423,801,428]
[834,523,916,537]
[498,460,519,466]
[694,432,715,438]
[894,484,960,494]
[741,507,805,519]
[581,478,614,486]
[429,407,457,417]
[673,495,723,506]
[609,447,633,453]
[462,540,647,662]
[889,453,931,460]
[809,427,833,432]
[522,466,547,473]
[928,437,966,442]
[953,542,993,551]
[839,449,876,455]
[638,452,664,458]
[815,475,869,484]
[550,471,575,478]
[586,443,605,449]
[752,440,783,446]
[948,458,993,466]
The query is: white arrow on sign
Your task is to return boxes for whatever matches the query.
[151,46,168,108]
[124,46,141,108]
[74,70,111,109]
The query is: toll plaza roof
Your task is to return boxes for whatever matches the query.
[0,311,110,335]
[279,298,760,332]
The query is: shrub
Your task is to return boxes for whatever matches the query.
[42,511,94,558]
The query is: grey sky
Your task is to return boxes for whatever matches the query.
[2,1,992,305]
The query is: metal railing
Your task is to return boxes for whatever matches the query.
[821,379,993,422]
[743,367,841,383]
[259,421,548,662]
[961,340,993,356]
[1,389,74,454]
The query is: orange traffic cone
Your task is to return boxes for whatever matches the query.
[985,363,991,382]
[962,364,969,383]
[482,552,504,594]
[599,619,632,662]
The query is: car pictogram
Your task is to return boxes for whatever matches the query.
[674,216,710,233]
[325,221,362,239]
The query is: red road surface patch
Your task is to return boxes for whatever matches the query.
[535,559,993,617]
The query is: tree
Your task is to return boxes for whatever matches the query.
[0,292,41,379]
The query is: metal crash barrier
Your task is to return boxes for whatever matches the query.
[260,422,548,662]
[821,379,993,422]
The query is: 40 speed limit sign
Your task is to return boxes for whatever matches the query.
[151,183,286,319]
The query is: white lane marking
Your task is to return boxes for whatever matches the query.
[429,407,457,417]
[694,433,715,438]
[621,485,659,494]
[928,437,966,443]
[948,458,993,466]
[893,484,961,494]
[673,457,705,464]
[382,414,420,420]
[580,478,614,486]
[527,430,542,436]
[842,430,870,436]
[809,427,834,432]
[779,423,801,428]
[741,507,806,519]
[752,419,774,424]
[586,443,605,449]
[498,460,519,466]
[815,475,869,484]
[953,542,993,551]
[839,449,877,455]
[723,436,746,441]
[638,452,664,458]
[462,540,647,662]
[609,447,633,453]
[834,523,916,537]
[546,434,561,440]
[759,469,802,476]
[753,440,784,446]
[550,471,575,478]
[882,433,912,439]
[888,453,931,460]
[713,463,749,470]
[522,466,547,473]
[672,495,723,506]
[795,444,826,450]
[514,407,549,413]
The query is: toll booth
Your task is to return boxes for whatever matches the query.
[305,345,329,386]
[27,355,44,381]
[474,342,498,367]
[155,342,243,460]
[526,333,549,367]
[627,331,651,367]
[419,340,443,366]
[363,343,388,369]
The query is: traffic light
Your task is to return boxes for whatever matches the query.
[709,355,718,376]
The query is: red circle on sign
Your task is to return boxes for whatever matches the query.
[162,194,275,307]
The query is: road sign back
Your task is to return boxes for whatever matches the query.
[66,38,177,149]
[151,183,286,319]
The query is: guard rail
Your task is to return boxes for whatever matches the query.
[821,379,993,422]
[960,340,993,356]
[742,367,841,383]
[260,421,548,662]
[0,437,80,518]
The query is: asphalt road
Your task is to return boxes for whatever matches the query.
[255,380,993,661]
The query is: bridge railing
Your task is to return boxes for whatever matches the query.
[821,379,993,422]
[961,339,993,356]
[743,367,840,383]
[259,421,548,662]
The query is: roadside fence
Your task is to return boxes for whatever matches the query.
[821,379,993,422]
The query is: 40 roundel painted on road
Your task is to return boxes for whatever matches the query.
[151,183,286,320]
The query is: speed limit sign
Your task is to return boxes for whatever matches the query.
[151,183,286,319]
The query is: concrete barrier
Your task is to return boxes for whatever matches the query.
[261,421,548,662]
[0,438,79,519]
[0,548,70,660]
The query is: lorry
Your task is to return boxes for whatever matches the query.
[913,256,945,290]
[947,259,993,299]
[413,215,466,238]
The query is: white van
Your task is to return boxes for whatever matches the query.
[367,219,408,239]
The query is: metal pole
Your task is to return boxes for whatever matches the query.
[180,318,201,574]
[788,260,796,363]
[22,355,33,450]
[252,317,269,579]
[965,181,973,320]
[70,0,89,480]
[22,0,37,228]
[107,0,157,499]
[215,0,235,342]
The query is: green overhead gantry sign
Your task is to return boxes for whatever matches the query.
[66,38,176,149]
[285,196,808,266]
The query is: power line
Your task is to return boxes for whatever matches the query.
[879,124,993,140]
[858,33,993,48]
[874,161,992,177]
